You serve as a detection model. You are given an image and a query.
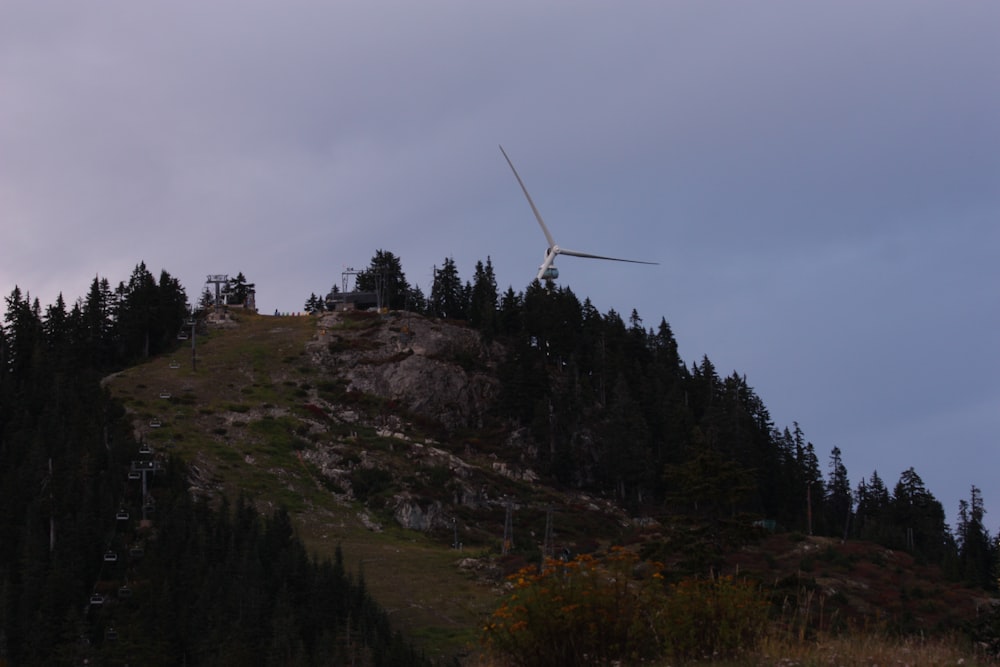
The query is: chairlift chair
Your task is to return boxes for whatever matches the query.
[116,509,129,521]
[148,418,161,428]
[139,443,153,455]
[127,471,141,481]
[89,593,104,606]
[159,390,171,399]
[129,546,144,558]
[177,331,188,340]
[118,585,133,599]
[103,551,118,562]
[169,360,180,369]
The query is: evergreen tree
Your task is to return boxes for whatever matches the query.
[468,257,499,337]
[114,263,188,362]
[403,284,427,314]
[304,293,325,314]
[198,286,215,311]
[825,446,853,539]
[598,372,652,506]
[891,467,949,563]
[497,287,523,336]
[854,470,891,542]
[157,269,190,348]
[3,287,42,382]
[355,250,410,310]
[791,425,824,535]
[227,272,254,306]
[428,257,465,319]
[116,261,160,360]
[957,486,994,588]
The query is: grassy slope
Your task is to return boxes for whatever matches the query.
[105,311,498,661]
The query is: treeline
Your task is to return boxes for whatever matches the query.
[0,263,425,666]
[314,250,996,587]
[3,261,189,379]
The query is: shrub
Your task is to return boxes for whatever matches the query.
[483,548,665,666]
[482,548,769,666]
[351,467,393,502]
[659,574,769,662]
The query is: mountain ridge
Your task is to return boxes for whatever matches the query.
[102,306,996,661]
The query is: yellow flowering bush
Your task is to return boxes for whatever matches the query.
[482,548,768,666]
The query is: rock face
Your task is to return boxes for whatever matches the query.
[309,311,502,432]
[392,494,448,532]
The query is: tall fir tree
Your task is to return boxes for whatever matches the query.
[825,447,853,539]
[468,257,499,337]
[428,257,465,319]
[355,250,410,310]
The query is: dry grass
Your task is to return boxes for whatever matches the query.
[751,633,991,666]
[467,633,992,666]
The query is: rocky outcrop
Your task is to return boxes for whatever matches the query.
[308,311,503,431]
[392,493,449,532]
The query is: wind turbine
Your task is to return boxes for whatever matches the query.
[499,145,658,282]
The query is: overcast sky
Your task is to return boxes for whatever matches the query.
[2,2,997,529]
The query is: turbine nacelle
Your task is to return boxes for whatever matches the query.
[500,145,657,283]
[539,246,559,281]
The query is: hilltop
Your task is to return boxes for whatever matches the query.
[102,308,996,661]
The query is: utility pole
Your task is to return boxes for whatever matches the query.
[502,499,514,556]
[806,482,813,536]
[189,318,197,372]
[542,506,554,561]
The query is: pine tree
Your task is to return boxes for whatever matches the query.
[825,447,853,539]
[81,276,115,369]
[957,485,994,588]
[198,286,215,311]
[468,257,499,336]
[304,293,324,313]
[116,262,159,360]
[891,467,949,563]
[854,470,891,542]
[227,272,254,306]
[428,257,465,319]
[355,250,411,310]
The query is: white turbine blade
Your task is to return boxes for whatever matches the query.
[499,145,556,249]
[557,247,658,265]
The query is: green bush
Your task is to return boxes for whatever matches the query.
[351,467,393,502]
[658,574,769,661]
[482,548,769,666]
